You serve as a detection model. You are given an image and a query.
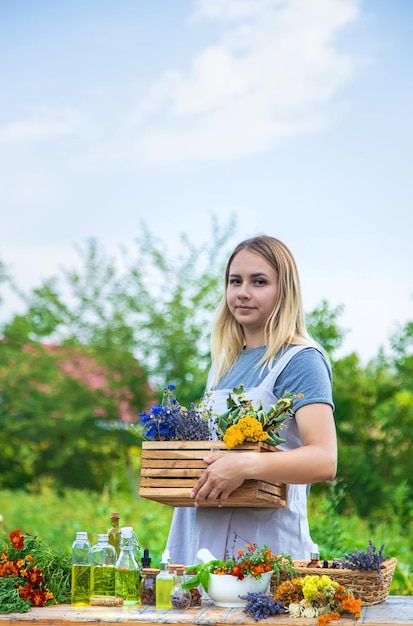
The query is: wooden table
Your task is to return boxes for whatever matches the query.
[0,597,411,626]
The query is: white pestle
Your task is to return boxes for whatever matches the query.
[197,548,216,563]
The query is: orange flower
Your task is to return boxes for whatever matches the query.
[27,567,44,586]
[18,584,33,599]
[340,594,362,619]
[10,530,24,550]
[318,612,340,626]
[1,560,19,576]
[30,588,52,607]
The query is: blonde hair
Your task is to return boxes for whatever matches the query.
[210,235,318,386]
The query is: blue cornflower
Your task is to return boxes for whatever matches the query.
[151,405,164,416]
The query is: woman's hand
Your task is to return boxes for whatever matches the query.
[190,452,257,507]
[189,402,337,507]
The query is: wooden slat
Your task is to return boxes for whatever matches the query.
[139,440,288,508]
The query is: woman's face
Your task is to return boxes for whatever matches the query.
[226,249,278,342]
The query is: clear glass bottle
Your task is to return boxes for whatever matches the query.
[139,567,160,605]
[90,533,117,599]
[115,526,141,605]
[71,531,91,606]
[169,567,191,610]
[155,549,174,609]
[107,512,121,557]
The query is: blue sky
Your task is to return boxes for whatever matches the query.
[1,0,412,363]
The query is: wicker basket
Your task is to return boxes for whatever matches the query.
[271,557,397,606]
[139,440,288,508]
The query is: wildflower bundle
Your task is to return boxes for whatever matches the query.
[0,529,71,614]
[138,384,210,441]
[137,383,301,450]
[217,385,302,449]
[274,574,362,626]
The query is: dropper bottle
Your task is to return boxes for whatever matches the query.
[155,548,174,609]
[307,543,322,568]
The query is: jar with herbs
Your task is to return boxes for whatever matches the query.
[169,566,191,610]
[139,568,160,605]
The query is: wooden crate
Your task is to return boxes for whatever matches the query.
[139,440,288,508]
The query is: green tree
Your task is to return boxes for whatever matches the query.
[0,216,237,490]
[0,331,148,492]
[306,299,347,357]
[11,216,236,405]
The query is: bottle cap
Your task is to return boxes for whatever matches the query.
[121,526,133,538]
[76,531,88,540]
[97,533,109,542]
[310,543,320,560]
[111,512,120,519]
[141,548,151,567]
[161,548,170,563]
[141,567,160,575]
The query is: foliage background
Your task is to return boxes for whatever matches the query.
[0,217,412,596]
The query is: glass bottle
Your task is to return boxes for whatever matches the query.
[115,526,141,605]
[107,512,121,557]
[71,531,91,606]
[169,567,191,610]
[90,533,117,599]
[307,543,322,568]
[155,549,174,609]
[139,567,160,605]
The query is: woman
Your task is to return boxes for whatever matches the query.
[166,235,337,563]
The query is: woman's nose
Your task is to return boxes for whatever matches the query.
[237,283,251,299]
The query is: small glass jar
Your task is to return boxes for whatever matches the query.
[139,568,160,605]
[185,569,202,607]
[170,574,191,610]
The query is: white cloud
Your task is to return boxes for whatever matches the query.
[129,0,360,163]
[0,0,363,168]
[0,108,81,143]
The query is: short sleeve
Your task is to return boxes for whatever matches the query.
[273,347,334,412]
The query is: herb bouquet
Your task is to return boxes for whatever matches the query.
[137,383,300,448]
[0,529,71,614]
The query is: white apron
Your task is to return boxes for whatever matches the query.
[166,346,314,564]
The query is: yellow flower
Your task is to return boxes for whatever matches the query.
[223,417,269,449]
[301,575,339,602]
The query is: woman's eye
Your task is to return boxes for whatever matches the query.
[254,279,267,286]
[229,278,241,285]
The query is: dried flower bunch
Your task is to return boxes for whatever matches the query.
[334,540,389,580]
[242,592,285,621]
[274,574,362,626]
[138,383,301,449]
[138,384,210,441]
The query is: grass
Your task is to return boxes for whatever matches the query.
[0,485,411,596]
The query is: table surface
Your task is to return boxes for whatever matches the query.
[0,597,412,626]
